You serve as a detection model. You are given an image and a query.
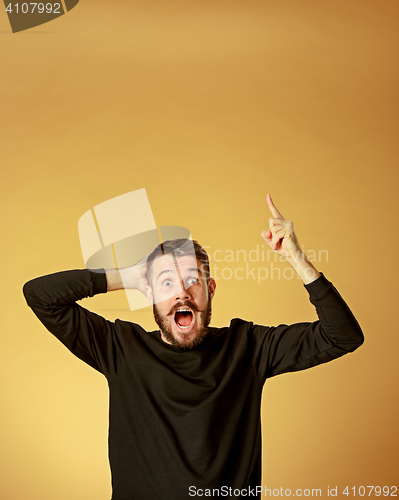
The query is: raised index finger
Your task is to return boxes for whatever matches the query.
[266,194,285,219]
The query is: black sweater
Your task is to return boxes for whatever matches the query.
[23,270,363,500]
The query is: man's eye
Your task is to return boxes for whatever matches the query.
[187,278,198,286]
[163,280,173,287]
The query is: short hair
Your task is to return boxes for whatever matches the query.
[146,239,210,286]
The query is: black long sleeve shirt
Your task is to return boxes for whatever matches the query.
[23,270,363,500]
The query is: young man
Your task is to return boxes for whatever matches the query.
[23,195,363,500]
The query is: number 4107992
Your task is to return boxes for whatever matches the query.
[5,3,62,14]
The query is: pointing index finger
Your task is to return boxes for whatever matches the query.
[266,194,284,219]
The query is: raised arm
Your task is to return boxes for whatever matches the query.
[252,194,364,380]
[23,269,123,376]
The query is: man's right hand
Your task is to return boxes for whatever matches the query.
[105,257,148,295]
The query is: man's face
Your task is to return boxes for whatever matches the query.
[146,254,216,350]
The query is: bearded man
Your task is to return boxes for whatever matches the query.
[23,195,363,500]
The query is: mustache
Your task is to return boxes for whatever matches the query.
[167,300,201,317]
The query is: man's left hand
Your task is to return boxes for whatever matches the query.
[261,194,302,261]
[261,194,321,284]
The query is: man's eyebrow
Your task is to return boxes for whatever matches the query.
[156,266,202,281]
[186,267,202,275]
[156,268,175,281]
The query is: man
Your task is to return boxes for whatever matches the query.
[23,195,363,500]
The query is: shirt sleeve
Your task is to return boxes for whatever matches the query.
[250,273,364,382]
[23,269,124,378]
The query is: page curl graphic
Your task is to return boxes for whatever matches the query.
[3,0,79,33]
[78,188,192,311]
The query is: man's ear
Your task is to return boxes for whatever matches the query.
[145,285,154,305]
[208,278,216,301]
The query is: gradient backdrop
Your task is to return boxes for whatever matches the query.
[1,1,398,499]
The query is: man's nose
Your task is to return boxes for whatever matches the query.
[175,279,191,299]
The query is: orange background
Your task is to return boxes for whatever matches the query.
[1,1,398,498]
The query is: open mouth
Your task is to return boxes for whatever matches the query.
[174,307,195,330]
